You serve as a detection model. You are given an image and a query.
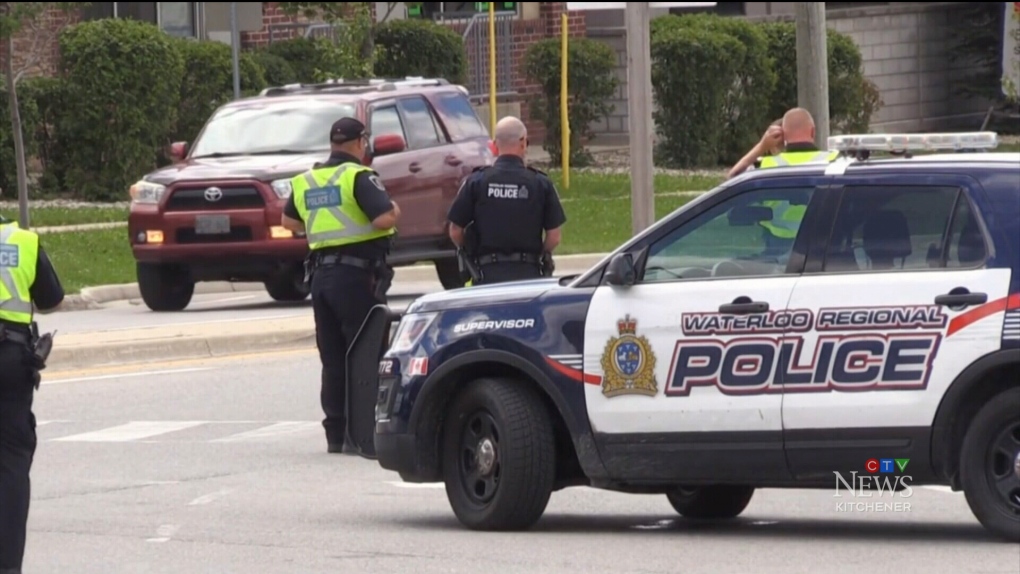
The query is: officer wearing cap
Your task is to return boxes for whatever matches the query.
[446,116,566,285]
[281,117,400,454]
[0,216,64,574]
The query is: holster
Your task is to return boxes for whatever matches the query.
[540,251,555,276]
[457,247,483,285]
[0,322,55,385]
[372,263,394,302]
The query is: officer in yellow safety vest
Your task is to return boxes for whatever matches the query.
[0,217,64,573]
[753,108,838,255]
[281,117,401,454]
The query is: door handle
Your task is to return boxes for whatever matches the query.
[408,163,422,173]
[934,289,987,308]
[719,296,769,315]
[445,156,462,166]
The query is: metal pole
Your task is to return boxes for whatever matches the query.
[625,2,655,235]
[795,2,829,147]
[230,2,241,100]
[560,12,569,189]
[488,2,497,135]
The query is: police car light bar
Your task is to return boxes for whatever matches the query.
[827,131,999,152]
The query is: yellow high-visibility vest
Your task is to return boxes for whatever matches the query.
[289,163,395,250]
[0,223,39,324]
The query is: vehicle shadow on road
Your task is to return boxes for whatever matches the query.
[395,514,996,544]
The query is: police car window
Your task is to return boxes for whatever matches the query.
[943,196,987,268]
[822,186,962,273]
[432,93,490,141]
[642,187,815,283]
[369,106,407,149]
[398,97,444,149]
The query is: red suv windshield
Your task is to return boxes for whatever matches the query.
[189,100,357,158]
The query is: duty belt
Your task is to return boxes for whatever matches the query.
[0,326,32,346]
[477,253,541,266]
[316,253,381,270]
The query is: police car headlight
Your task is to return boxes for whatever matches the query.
[270,179,293,199]
[389,312,437,353]
[129,181,166,204]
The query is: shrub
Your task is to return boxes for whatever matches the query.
[251,49,299,87]
[0,79,41,197]
[173,39,268,144]
[523,37,619,167]
[759,22,882,134]
[265,37,322,83]
[651,14,777,165]
[650,26,744,168]
[57,18,185,201]
[374,19,467,84]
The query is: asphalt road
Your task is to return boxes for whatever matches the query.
[23,352,1018,574]
[38,280,440,335]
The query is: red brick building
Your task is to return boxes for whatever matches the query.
[1,2,587,141]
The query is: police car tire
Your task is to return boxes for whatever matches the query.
[441,377,556,531]
[959,386,1020,543]
[665,485,755,520]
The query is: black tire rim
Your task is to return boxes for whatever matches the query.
[986,419,1020,515]
[458,410,501,506]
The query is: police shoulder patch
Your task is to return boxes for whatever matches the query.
[367,174,385,191]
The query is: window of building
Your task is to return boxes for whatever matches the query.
[409,2,519,19]
[80,2,197,38]
[668,3,745,16]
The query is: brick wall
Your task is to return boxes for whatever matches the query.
[0,7,80,80]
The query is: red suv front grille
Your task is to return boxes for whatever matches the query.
[165,184,266,211]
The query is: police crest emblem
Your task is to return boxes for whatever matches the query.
[599,314,658,397]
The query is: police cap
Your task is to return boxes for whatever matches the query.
[330,117,367,144]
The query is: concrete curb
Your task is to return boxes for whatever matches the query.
[49,326,317,372]
[55,253,612,312]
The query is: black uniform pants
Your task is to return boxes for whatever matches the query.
[477,262,543,285]
[0,341,38,572]
[310,263,382,446]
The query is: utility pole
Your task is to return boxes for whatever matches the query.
[230,2,241,100]
[625,1,655,236]
[795,2,830,147]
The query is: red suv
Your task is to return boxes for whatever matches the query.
[127,78,495,311]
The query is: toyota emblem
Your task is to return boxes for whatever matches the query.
[204,187,223,202]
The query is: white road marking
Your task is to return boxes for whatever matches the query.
[188,489,234,506]
[43,367,215,385]
[146,524,180,543]
[34,420,70,426]
[385,481,444,489]
[52,421,208,442]
[189,294,258,306]
[210,421,320,443]
[921,485,957,494]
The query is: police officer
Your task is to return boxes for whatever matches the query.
[0,218,64,574]
[280,117,400,454]
[446,116,566,285]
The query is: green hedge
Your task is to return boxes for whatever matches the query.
[263,37,322,83]
[0,78,41,197]
[651,14,776,166]
[173,39,267,144]
[523,37,618,167]
[759,21,882,135]
[374,19,467,84]
[58,19,185,201]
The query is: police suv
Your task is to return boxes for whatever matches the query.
[346,131,1020,541]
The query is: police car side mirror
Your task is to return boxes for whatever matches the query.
[603,253,636,287]
[729,205,773,227]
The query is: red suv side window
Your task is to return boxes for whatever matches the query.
[432,92,489,141]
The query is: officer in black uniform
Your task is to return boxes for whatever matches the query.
[446,116,566,285]
[0,218,64,574]
[281,117,400,453]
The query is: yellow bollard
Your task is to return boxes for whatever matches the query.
[489,2,497,136]
[560,13,570,189]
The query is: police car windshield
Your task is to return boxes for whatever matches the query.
[189,101,357,158]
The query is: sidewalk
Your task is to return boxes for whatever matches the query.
[47,253,612,372]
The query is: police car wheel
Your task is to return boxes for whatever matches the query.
[959,386,1020,542]
[665,485,755,520]
[441,377,556,531]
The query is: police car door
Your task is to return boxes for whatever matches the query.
[582,179,828,480]
[781,176,1011,477]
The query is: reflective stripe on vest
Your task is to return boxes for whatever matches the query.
[759,150,838,168]
[0,224,39,323]
[759,200,806,240]
[290,163,395,250]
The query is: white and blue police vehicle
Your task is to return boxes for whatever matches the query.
[345,131,1020,541]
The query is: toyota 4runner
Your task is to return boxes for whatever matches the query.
[346,131,1020,542]
[128,77,495,311]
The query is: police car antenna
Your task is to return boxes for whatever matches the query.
[827,131,1000,161]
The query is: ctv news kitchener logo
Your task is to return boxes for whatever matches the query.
[833,458,913,513]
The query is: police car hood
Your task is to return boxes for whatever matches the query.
[144,152,322,184]
[406,278,563,313]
